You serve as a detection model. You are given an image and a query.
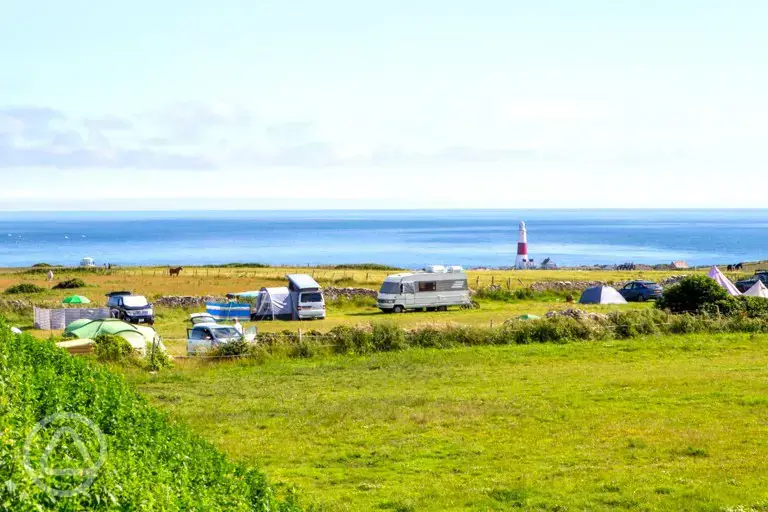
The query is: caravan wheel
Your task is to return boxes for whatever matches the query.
[392,305,404,314]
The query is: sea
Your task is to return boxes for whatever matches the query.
[0,209,766,269]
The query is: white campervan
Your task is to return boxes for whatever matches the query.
[377,266,470,313]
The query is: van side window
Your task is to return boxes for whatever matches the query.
[418,282,437,292]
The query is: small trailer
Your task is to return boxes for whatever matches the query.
[376,266,471,313]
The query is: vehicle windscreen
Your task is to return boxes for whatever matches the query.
[300,292,323,303]
[211,327,239,338]
[379,281,400,294]
[123,296,149,308]
[191,316,216,325]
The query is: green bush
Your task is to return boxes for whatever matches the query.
[656,276,729,314]
[5,283,46,294]
[608,310,666,339]
[93,334,134,363]
[372,322,407,352]
[329,325,375,354]
[53,277,87,289]
[209,340,254,357]
[145,342,173,371]
[0,318,299,511]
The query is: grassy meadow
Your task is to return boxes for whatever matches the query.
[0,265,692,350]
[124,332,768,511]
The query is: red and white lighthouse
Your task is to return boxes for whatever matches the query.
[515,221,530,269]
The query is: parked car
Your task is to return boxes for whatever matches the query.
[189,312,217,325]
[618,281,663,302]
[186,323,256,355]
[736,271,768,293]
[106,291,155,324]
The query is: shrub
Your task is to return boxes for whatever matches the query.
[608,310,666,339]
[209,340,254,357]
[740,296,768,319]
[656,276,729,314]
[31,262,58,267]
[329,325,374,354]
[0,320,297,511]
[5,283,46,294]
[145,341,172,371]
[93,334,135,363]
[372,323,407,352]
[53,277,87,289]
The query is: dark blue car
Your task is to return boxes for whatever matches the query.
[619,281,663,302]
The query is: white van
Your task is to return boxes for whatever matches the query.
[377,266,470,313]
[287,274,326,320]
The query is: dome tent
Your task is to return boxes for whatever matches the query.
[579,286,628,305]
[63,318,162,356]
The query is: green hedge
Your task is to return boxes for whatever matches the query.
[247,309,768,360]
[0,321,300,511]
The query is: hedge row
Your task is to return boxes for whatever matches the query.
[0,320,301,511]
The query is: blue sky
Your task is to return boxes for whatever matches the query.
[1,0,766,209]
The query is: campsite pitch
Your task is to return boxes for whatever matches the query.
[125,333,768,511]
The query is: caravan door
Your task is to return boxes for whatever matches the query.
[402,282,416,308]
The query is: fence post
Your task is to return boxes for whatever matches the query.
[490,319,494,329]
[491,275,495,286]
[476,276,480,288]
[298,328,303,344]
[507,278,511,290]
[366,272,370,282]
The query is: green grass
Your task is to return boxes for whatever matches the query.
[124,332,768,511]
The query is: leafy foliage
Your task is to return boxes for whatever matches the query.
[656,276,729,313]
[5,283,46,294]
[53,278,87,290]
[0,319,300,511]
[93,334,134,363]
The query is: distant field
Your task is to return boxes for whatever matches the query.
[124,333,768,511]
[0,265,674,349]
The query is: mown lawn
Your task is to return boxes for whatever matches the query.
[125,333,768,511]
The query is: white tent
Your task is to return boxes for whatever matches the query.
[708,266,742,296]
[744,280,768,299]
[253,287,293,320]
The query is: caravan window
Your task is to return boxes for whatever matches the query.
[418,282,437,292]
[379,282,400,294]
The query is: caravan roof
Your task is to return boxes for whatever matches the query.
[286,274,321,290]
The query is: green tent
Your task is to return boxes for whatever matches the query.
[62,295,91,304]
[517,314,541,321]
[64,319,161,356]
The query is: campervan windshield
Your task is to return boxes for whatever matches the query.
[379,282,400,294]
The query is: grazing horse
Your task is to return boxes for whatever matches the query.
[727,265,734,272]
[735,263,744,271]
[169,266,183,277]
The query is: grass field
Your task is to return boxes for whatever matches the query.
[0,265,668,351]
[124,333,768,511]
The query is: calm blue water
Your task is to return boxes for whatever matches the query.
[0,210,765,268]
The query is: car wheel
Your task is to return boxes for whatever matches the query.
[393,305,404,314]
[637,295,646,302]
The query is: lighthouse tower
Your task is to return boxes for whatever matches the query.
[515,221,530,269]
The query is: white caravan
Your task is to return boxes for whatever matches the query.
[377,266,470,313]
